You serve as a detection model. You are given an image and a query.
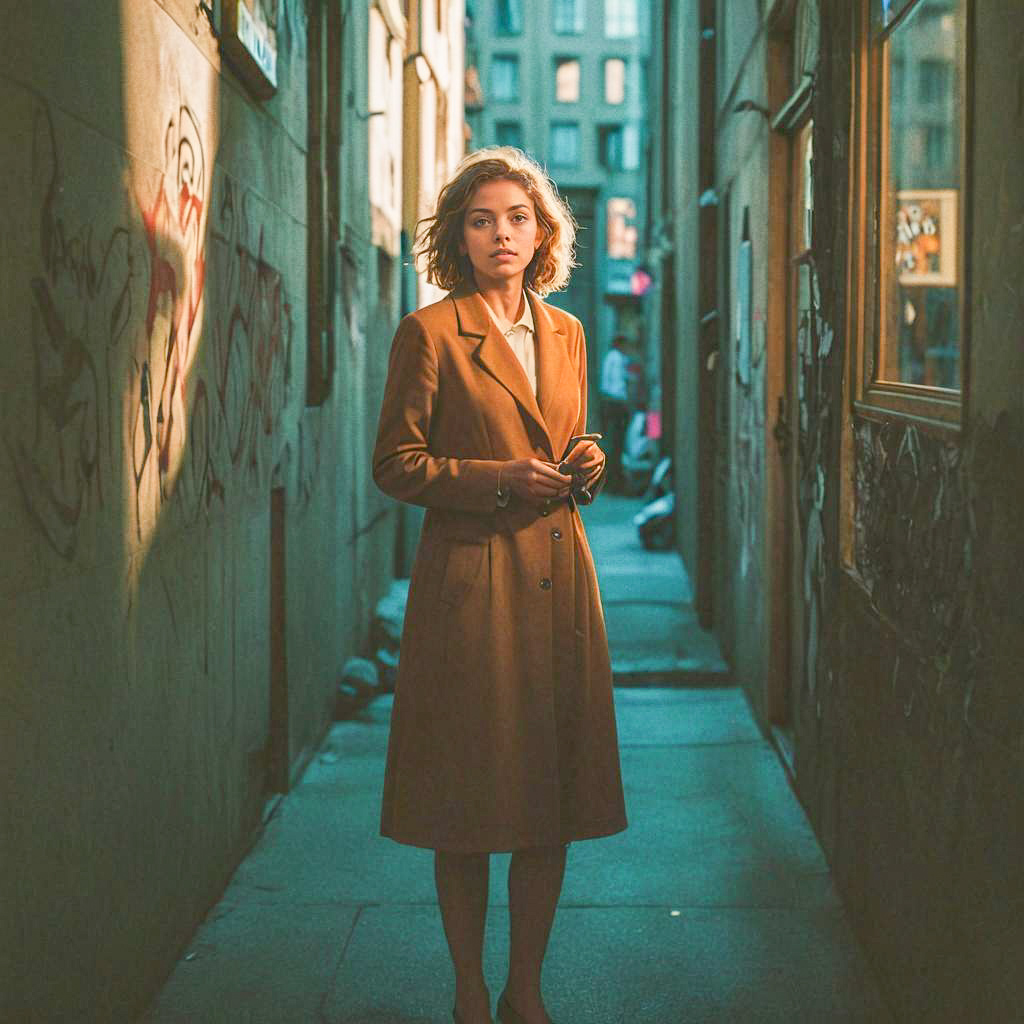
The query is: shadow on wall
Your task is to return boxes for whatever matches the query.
[0,1,322,1018]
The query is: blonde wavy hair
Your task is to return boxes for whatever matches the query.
[414,147,578,296]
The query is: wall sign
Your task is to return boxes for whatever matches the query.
[222,0,280,99]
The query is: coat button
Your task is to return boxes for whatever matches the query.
[540,506,551,517]
[551,528,563,540]
[539,577,552,590]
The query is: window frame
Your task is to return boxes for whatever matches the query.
[549,121,582,168]
[553,0,584,36]
[495,0,524,36]
[604,0,639,39]
[849,0,971,432]
[554,56,582,104]
[494,120,524,149]
[489,53,521,103]
[603,57,627,104]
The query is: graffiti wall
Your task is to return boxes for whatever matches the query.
[790,3,1024,1018]
[2,88,304,573]
[0,2,370,1019]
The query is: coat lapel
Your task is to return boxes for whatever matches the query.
[452,285,571,458]
[528,290,578,461]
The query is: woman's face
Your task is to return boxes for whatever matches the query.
[460,178,544,289]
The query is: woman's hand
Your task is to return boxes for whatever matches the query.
[501,458,574,502]
[559,440,605,485]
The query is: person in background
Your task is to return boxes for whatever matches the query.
[624,339,648,412]
[599,335,631,492]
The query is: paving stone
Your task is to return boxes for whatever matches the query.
[142,901,359,1024]
[143,499,890,1022]
[323,904,891,1024]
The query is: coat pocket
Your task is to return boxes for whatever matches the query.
[438,538,487,608]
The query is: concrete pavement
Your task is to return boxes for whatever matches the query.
[142,498,891,1023]
[579,495,728,684]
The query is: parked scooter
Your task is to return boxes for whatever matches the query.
[620,410,659,496]
[633,456,675,550]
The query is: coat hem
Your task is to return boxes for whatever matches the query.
[379,812,629,854]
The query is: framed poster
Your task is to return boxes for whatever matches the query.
[222,0,280,99]
[894,188,958,287]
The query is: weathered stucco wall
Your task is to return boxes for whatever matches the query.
[711,32,774,706]
[793,4,1024,1019]
[0,1,395,1018]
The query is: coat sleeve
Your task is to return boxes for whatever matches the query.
[372,314,505,513]
[570,319,609,506]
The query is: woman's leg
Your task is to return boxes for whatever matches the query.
[435,850,493,1022]
[503,843,569,1021]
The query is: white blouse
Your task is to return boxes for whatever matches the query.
[483,293,537,396]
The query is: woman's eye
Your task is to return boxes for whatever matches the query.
[473,218,490,228]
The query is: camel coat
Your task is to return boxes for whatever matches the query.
[371,284,629,853]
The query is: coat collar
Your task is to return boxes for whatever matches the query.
[451,282,576,459]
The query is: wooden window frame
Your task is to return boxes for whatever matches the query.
[848,0,971,433]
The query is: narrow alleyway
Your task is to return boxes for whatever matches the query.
[143,500,890,1023]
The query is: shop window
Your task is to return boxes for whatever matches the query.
[851,0,967,425]
[555,58,581,103]
[550,122,581,167]
[604,57,626,104]
[918,57,950,102]
[553,0,584,35]
[490,55,520,102]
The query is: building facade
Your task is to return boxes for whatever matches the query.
[465,0,652,420]
[652,0,1024,1017]
[0,1,463,1018]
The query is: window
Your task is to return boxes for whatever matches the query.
[890,55,905,102]
[555,58,581,102]
[496,0,523,35]
[495,121,523,148]
[550,122,581,167]
[604,58,626,103]
[553,0,584,35]
[599,125,622,168]
[606,197,638,259]
[874,0,917,29]
[598,123,640,170]
[918,58,949,102]
[490,55,520,102]
[851,0,966,425]
[605,0,638,38]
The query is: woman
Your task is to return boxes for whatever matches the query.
[372,148,628,1024]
